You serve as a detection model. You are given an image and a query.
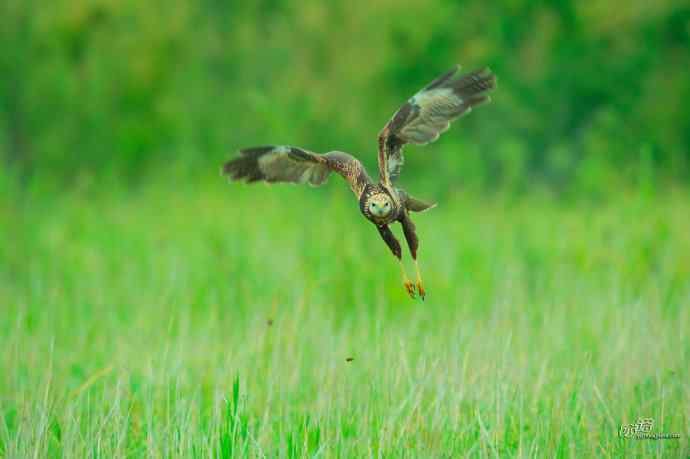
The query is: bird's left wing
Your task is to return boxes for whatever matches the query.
[377,66,496,186]
[223,146,371,197]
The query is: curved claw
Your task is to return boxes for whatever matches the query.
[416,281,426,301]
[404,280,416,299]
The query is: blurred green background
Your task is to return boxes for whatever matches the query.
[2,0,689,193]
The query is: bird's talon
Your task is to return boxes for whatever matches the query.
[404,281,416,299]
[417,282,426,300]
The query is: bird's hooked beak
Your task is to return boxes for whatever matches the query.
[371,205,386,217]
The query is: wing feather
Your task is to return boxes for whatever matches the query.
[223,146,371,197]
[377,66,496,185]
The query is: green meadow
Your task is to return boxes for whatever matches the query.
[2,179,688,457]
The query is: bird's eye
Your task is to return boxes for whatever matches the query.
[385,202,390,207]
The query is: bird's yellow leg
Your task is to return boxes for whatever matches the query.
[399,259,416,299]
[414,259,425,300]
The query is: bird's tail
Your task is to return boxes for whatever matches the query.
[404,194,437,213]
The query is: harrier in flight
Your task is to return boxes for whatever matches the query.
[223,65,496,299]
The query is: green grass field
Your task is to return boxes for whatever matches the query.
[1,180,689,457]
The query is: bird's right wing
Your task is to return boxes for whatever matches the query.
[222,146,371,197]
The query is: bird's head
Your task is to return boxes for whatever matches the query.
[366,193,393,219]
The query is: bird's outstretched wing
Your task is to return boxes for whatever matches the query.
[377,66,496,185]
[223,146,371,197]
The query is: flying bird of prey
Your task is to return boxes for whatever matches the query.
[223,65,496,299]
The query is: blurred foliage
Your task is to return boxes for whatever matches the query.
[1,0,689,192]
